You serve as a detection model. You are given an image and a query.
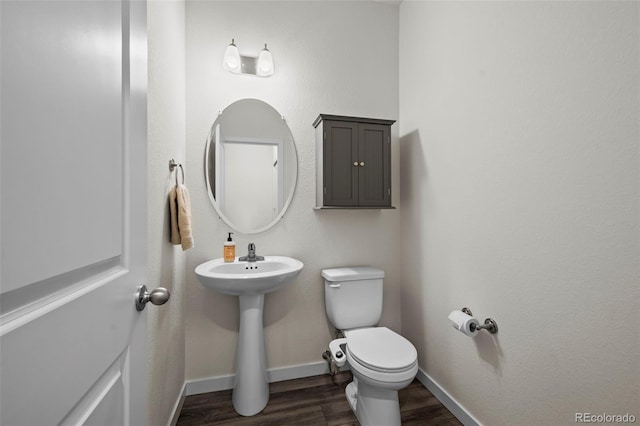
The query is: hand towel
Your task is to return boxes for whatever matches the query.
[176,184,194,250]
[169,186,181,245]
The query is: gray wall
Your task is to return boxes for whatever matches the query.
[185,1,401,381]
[399,2,639,424]
[147,1,186,424]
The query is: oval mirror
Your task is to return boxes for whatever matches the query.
[204,99,298,234]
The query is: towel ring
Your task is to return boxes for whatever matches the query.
[169,159,185,186]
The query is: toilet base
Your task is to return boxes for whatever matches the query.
[345,381,358,413]
[345,377,401,426]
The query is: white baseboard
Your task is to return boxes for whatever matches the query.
[168,382,186,426]
[184,361,334,396]
[179,362,479,426]
[267,360,333,383]
[415,368,481,426]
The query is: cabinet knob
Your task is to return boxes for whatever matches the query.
[360,162,365,167]
[353,162,358,166]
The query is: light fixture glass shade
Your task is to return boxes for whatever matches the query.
[256,44,274,77]
[222,39,241,73]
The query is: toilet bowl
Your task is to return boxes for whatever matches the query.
[323,267,418,426]
[346,327,418,387]
[343,327,418,425]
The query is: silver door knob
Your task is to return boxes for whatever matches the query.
[135,285,170,311]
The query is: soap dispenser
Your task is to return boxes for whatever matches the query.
[224,232,235,262]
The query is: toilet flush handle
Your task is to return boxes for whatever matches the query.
[329,282,341,288]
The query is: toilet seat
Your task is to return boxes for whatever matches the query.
[346,327,417,373]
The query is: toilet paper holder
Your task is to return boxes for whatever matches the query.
[461,307,498,334]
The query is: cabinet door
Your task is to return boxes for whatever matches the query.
[324,120,359,206]
[358,123,391,206]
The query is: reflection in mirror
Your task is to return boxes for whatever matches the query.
[205,99,297,234]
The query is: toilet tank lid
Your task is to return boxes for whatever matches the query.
[321,266,384,282]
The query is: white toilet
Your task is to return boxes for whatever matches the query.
[323,266,418,426]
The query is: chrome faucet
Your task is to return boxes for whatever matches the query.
[239,243,264,262]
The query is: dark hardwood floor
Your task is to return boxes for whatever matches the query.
[177,372,462,425]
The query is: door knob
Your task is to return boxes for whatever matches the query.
[135,285,170,311]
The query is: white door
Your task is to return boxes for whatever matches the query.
[0,0,149,424]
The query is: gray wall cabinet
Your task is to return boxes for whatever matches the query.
[314,114,395,208]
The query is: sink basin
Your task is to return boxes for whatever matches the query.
[195,256,303,296]
[194,255,303,416]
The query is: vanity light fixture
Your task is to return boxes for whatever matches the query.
[257,44,274,77]
[222,39,241,73]
[222,39,274,77]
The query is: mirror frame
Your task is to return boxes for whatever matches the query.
[204,98,298,234]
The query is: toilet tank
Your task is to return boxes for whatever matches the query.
[322,266,384,330]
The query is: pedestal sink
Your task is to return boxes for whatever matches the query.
[194,256,303,416]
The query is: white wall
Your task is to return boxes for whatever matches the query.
[147,1,186,424]
[185,1,400,381]
[399,2,639,425]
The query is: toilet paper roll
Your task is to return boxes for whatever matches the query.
[448,310,479,337]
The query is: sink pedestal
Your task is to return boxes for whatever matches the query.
[194,256,304,415]
[233,294,269,416]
